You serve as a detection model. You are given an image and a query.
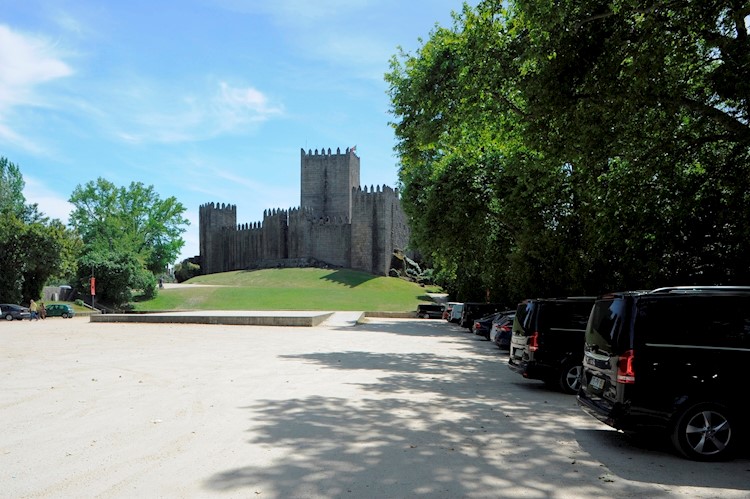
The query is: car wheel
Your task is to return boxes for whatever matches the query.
[559,363,582,394]
[62,313,69,318]
[5,313,13,321]
[671,403,737,461]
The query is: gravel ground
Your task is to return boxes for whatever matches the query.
[1,316,748,498]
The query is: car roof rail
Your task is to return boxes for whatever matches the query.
[649,286,750,294]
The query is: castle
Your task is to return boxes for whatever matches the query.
[199,147,411,276]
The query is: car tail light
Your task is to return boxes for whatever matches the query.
[617,349,635,384]
[500,324,511,331]
[528,331,540,352]
[473,322,481,330]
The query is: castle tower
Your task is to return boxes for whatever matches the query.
[300,147,360,220]
[199,203,237,275]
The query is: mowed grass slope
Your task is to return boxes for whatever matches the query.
[135,268,439,312]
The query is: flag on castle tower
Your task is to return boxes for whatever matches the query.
[350,145,357,153]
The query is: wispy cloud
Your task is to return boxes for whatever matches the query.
[23,175,75,223]
[111,80,284,144]
[214,0,392,79]
[0,24,73,147]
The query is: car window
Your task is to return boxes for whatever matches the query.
[543,301,594,330]
[586,298,629,354]
[636,296,750,348]
[514,302,532,335]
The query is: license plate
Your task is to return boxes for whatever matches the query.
[590,376,605,390]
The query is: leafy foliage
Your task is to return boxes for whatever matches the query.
[174,259,201,283]
[69,178,189,274]
[387,1,750,301]
[76,249,157,308]
[0,157,75,303]
[68,178,188,307]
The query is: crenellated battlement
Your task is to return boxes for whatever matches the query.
[199,146,409,275]
[200,202,237,212]
[301,146,357,158]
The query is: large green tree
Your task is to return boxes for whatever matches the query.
[0,157,74,303]
[68,178,188,307]
[69,178,189,274]
[387,1,750,301]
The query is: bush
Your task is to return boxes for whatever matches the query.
[174,259,201,282]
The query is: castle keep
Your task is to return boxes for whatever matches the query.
[199,147,410,276]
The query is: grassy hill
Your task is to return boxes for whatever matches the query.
[134,268,442,312]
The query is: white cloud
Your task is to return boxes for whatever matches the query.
[214,81,284,131]
[0,24,73,149]
[110,80,283,144]
[23,175,75,223]
[0,25,73,103]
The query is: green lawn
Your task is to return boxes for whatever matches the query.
[134,268,442,312]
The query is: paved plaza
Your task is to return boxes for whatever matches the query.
[2,316,748,498]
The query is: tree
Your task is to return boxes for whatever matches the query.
[0,157,26,218]
[511,0,750,287]
[174,258,201,283]
[69,178,189,274]
[68,178,188,307]
[76,249,156,308]
[0,157,70,303]
[386,1,750,300]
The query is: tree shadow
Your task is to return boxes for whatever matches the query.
[319,270,378,288]
[203,320,750,497]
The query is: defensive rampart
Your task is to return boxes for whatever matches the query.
[199,147,410,275]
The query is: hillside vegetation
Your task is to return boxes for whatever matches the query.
[134,268,440,312]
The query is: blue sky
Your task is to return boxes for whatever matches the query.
[1,0,474,262]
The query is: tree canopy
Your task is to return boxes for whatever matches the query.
[69,178,189,274]
[0,157,75,304]
[386,0,750,302]
[68,178,188,307]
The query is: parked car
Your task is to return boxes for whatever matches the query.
[578,286,750,461]
[489,312,515,350]
[472,312,503,339]
[416,304,444,319]
[449,303,464,324]
[443,302,460,320]
[45,303,76,318]
[460,302,506,329]
[1,304,31,321]
[508,296,596,393]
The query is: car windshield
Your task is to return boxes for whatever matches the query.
[585,298,628,354]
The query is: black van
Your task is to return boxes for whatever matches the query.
[508,297,596,393]
[577,286,750,461]
[416,304,444,319]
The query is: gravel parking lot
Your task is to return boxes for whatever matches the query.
[2,317,748,498]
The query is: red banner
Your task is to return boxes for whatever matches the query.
[90,277,96,296]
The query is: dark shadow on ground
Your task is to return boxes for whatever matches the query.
[319,270,377,287]
[204,319,750,497]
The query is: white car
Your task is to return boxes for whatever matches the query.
[449,303,463,323]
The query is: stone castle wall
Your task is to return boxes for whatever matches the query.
[199,147,410,276]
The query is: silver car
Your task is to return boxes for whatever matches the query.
[1,304,31,321]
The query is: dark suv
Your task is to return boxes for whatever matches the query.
[460,302,506,330]
[508,297,596,393]
[577,286,750,461]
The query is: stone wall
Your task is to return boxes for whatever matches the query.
[300,147,360,221]
[199,202,236,275]
[309,216,351,268]
[199,147,410,276]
